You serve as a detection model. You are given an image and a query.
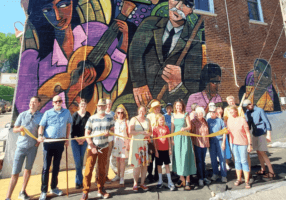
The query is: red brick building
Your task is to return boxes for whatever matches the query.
[196,0,286,110]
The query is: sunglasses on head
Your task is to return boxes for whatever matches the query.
[53,100,63,103]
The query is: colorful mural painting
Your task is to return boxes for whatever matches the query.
[13,0,206,119]
[12,0,282,121]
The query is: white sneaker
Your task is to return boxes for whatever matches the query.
[112,175,120,182]
[39,192,46,200]
[218,165,221,171]
[222,177,227,183]
[211,174,219,181]
[49,188,63,196]
[226,164,230,171]
[119,178,124,185]
[204,178,211,185]
[199,179,204,187]
[168,182,175,191]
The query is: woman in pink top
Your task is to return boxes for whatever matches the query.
[191,106,211,187]
[227,105,252,189]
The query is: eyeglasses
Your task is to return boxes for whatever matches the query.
[53,100,62,104]
[117,112,124,114]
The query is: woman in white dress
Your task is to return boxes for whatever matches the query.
[128,106,152,192]
[112,106,130,185]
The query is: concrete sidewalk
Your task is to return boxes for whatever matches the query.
[47,144,286,200]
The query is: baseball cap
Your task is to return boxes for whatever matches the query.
[242,99,252,107]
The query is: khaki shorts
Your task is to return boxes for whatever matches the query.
[252,134,268,151]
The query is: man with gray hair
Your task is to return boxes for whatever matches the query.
[37,95,72,200]
[224,96,245,124]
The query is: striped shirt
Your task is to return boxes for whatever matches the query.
[85,114,115,149]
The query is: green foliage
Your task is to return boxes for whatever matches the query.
[0,32,21,66]
[0,85,14,102]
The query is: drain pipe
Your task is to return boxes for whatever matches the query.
[224,0,239,87]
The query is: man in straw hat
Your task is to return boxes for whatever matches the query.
[243,99,275,179]
[81,99,115,200]
[146,99,162,182]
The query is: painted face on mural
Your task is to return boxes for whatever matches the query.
[254,59,272,87]
[209,75,221,94]
[169,0,193,22]
[42,0,73,30]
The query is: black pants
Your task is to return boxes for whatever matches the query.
[147,153,158,180]
[41,141,65,192]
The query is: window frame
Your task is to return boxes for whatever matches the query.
[247,0,265,22]
[194,0,215,14]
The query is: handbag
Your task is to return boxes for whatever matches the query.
[135,117,155,155]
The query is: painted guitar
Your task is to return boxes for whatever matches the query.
[38,1,136,112]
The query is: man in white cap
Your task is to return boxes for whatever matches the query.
[146,99,161,182]
[81,99,114,200]
[243,99,275,178]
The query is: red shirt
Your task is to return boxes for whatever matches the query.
[153,125,170,151]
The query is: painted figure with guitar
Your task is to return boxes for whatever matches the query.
[15,0,136,116]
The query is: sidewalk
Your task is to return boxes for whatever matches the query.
[23,144,286,200]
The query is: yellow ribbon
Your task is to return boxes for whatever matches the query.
[22,127,228,143]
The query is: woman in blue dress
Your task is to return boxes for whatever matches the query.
[171,99,196,190]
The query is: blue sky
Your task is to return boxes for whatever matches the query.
[0,1,26,34]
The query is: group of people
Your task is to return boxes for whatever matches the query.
[5,94,275,200]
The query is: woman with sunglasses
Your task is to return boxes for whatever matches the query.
[71,99,90,189]
[111,106,130,185]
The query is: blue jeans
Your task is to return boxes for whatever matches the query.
[209,138,227,177]
[232,144,249,172]
[41,141,65,192]
[71,140,88,185]
[194,145,207,180]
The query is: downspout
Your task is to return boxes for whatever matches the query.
[224,0,239,87]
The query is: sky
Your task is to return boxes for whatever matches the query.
[0,1,26,34]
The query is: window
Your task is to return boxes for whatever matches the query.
[194,0,214,13]
[248,0,264,22]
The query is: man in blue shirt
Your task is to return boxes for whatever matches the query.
[207,106,227,183]
[243,99,275,178]
[37,95,73,200]
[6,96,43,200]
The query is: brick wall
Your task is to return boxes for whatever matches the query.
[204,0,286,108]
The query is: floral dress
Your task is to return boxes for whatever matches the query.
[112,120,129,158]
[128,118,150,168]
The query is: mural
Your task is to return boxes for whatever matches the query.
[13,0,206,120]
[239,58,281,112]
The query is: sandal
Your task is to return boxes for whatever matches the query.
[263,172,276,179]
[255,169,266,175]
[234,180,242,186]
[245,182,251,189]
[184,182,191,191]
[175,180,186,188]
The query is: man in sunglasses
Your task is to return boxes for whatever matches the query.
[37,95,72,200]
[6,96,43,200]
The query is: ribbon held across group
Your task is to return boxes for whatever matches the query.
[21,127,229,143]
